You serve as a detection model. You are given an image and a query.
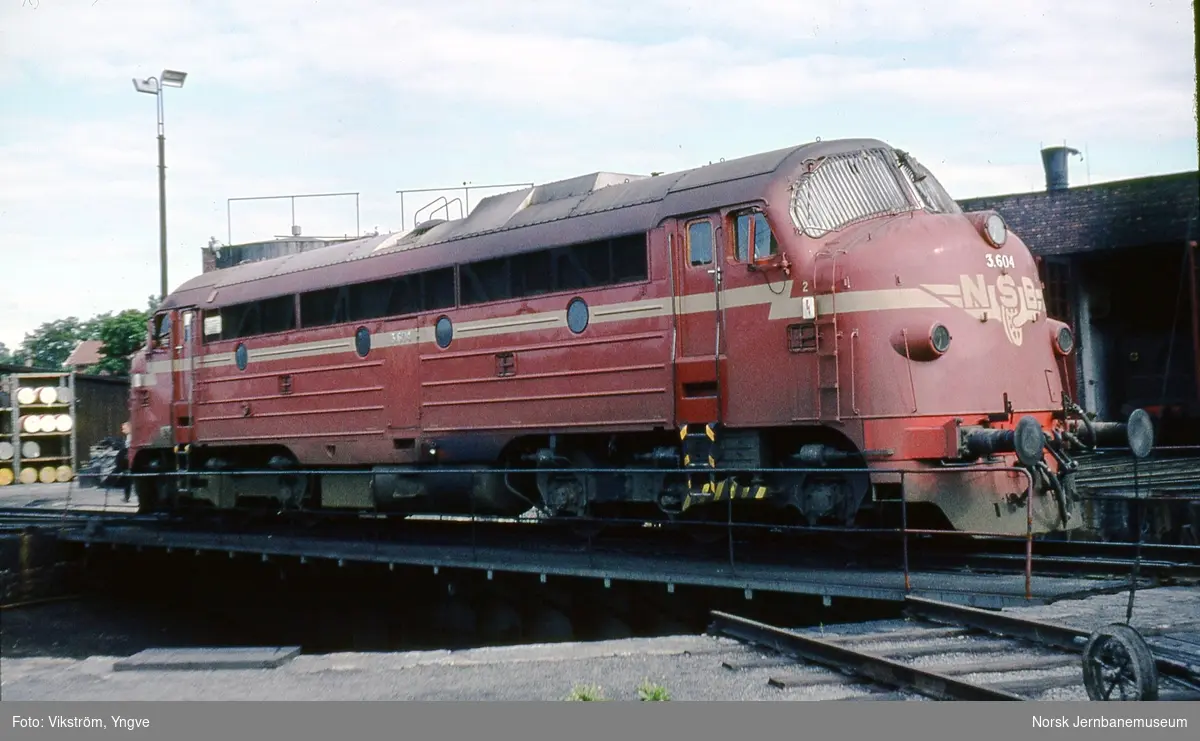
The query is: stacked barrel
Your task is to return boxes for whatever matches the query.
[1,374,76,486]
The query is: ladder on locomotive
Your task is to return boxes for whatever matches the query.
[680,422,718,511]
[172,310,199,498]
[814,251,843,421]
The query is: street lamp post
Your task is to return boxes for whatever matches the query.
[133,69,188,302]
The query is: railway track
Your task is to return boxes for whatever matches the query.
[0,506,147,534]
[2,501,1197,581]
[708,597,1200,701]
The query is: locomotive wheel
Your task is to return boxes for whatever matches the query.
[535,449,595,518]
[1082,623,1158,701]
[134,476,159,515]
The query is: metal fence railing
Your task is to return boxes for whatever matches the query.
[17,442,1200,603]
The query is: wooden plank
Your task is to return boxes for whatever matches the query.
[991,673,1082,695]
[938,653,1076,676]
[721,657,794,672]
[767,671,846,689]
[837,691,914,701]
[872,638,1017,659]
[822,626,970,645]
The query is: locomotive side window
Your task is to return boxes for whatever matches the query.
[732,210,779,262]
[214,296,296,341]
[459,234,647,307]
[610,235,648,282]
[300,286,349,328]
[259,295,296,335]
[461,256,513,305]
[348,280,392,322]
[752,213,778,260]
[300,267,458,329]
[220,303,257,340]
[423,268,457,310]
[687,220,713,265]
[151,312,172,349]
[511,250,553,297]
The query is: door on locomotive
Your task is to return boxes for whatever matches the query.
[672,215,726,424]
[170,308,198,448]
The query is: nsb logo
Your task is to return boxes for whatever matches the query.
[920,274,1046,346]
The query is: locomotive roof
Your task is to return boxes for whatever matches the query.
[165,137,891,310]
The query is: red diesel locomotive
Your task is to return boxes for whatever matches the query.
[128,138,1153,535]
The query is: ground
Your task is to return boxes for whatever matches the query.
[3,588,1198,701]
[2,482,1197,701]
[0,482,136,513]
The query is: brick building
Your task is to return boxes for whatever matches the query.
[959,150,1200,440]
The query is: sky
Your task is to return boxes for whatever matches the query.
[0,0,1196,351]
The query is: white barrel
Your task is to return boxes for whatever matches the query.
[0,467,13,486]
[56,387,73,404]
[20,415,42,434]
[55,465,73,483]
[21,440,40,459]
[16,387,37,406]
[18,467,37,484]
[0,441,12,461]
[53,414,73,432]
[38,466,56,484]
[37,387,57,405]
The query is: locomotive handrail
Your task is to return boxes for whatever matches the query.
[412,195,464,228]
[436,198,465,224]
[66,461,1050,600]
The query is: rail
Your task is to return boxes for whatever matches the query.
[708,610,1025,700]
[903,595,1200,698]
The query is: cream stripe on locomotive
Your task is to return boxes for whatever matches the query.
[133,280,999,387]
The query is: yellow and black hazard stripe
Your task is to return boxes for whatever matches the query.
[679,423,717,469]
[681,479,770,512]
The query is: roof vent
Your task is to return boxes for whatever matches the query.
[1041,145,1082,192]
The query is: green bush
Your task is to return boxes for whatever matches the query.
[637,680,671,701]
[565,684,607,701]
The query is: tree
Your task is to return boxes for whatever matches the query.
[10,295,160,375]
[18,317,86,369]
[89,309,151,376]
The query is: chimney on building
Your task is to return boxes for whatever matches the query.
[1040,144,1082,192]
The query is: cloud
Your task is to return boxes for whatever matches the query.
[0,0,1194,348]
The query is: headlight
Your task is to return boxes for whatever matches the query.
[1054,326,1074,355]
[931,323,951,354]
[984,213,1007,247]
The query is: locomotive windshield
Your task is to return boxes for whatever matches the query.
[790,147,960,238]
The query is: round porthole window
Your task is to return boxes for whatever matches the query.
[235,343,248,371]
[566,298,589,334]
[435,316,453,349]
[355,327,371,357]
